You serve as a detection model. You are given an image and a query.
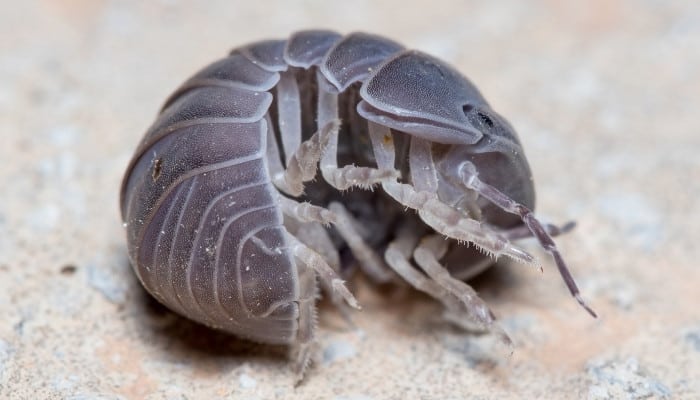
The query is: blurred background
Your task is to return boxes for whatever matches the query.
[1,0,699,398]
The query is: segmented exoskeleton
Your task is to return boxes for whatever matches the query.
[120,30,595,382]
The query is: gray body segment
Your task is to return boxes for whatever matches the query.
[320,32,404,91]
[283,30,342,68]
[121,30,591,381]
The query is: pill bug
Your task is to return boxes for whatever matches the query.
[120,29,596,381]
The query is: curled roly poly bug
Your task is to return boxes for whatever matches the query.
[120,30,596,382]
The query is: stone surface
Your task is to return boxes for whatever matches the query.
[1,1,699,399]
[586,357,671,400]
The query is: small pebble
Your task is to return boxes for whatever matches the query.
[87,261,128,304]
[684,329,700,351]
[323,339,357,365]
[239,373,257,389]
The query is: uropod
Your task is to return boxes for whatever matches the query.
[120,30,596,381]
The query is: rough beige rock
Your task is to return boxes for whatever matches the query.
[1,1,699,399]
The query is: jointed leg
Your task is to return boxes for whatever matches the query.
[409,136,438,192]
[288,219,359,326]
[287,233,360,310]
[458,163,597,317]
[366,126,538,267]
[316,71,338,139]
[383,225,463,312]
[381,181,538,267]
[413,234,511,346]
[279,196,336,226]
[276,70,302,167]
[288,234,359,378]
[292,260,317,384]
[272,121,335,196]
[292,221,341,275]
[279,196,393,284]
[264,114,287,188]
[268,71,330,197]
[367,121,395,170]
[316,76,398,190]
[499,220,576,241]
[320,131,399,190]
[328,201,394,284]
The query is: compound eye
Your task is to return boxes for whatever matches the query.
[462,105,495,129]
[476,111,494,128]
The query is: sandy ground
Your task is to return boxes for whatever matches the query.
[1,1,699,399]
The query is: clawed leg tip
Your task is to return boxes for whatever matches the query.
[576,295,598,318]
[292,365,308,387]
[504,341,515,357]
[293,376,305,388]
[331,280,362,310]
[491,326,514,354]
[502,244,539,268]
[292,351,312,387]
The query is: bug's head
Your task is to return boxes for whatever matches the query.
[357,51,489,146]
[432,104,537,228]
[355,50,536,226]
